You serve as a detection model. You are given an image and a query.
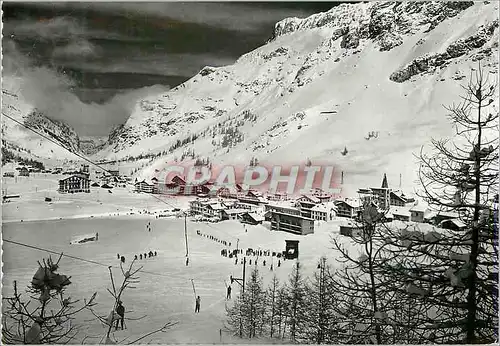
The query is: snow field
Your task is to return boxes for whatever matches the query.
[2,215,360,343]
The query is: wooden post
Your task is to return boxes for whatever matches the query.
[242,257,246,294]
[184,214,189,263]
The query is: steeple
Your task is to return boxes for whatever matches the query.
[381,173,388,188]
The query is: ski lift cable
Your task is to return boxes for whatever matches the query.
[3,238,192,281]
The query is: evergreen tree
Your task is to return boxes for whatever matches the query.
[330,205,397,344]
[304,256,339,344]
[285,262,308,342]
[265,275,281,339]
[382,64,499,343]
[242,267,266,338]
[226,267,266,339]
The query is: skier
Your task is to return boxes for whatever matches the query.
[263,260,266,266]
[117,253,120,259]
[115,301,125,331]
[235,258,238,265]
[227,286,232,300]
[134,255,138,260]
[186,257,189,266]
[120,256,125,264]
[278,260,281,267]
[144,253,147,259]
[140,254,143,260]
[154,251,157,256]
[96,233,99,241]
[195,296,201,313]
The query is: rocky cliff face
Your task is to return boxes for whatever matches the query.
[272,1,476,52]
[92,1,499,195]
[2,79,83,161]
[23,110,81,153]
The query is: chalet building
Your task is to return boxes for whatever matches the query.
[310,188,334,203]
[410,204,427,223]
[390,191,415,207]
[163,175,211,195]
[265,204,314,235]
[91,182,100,187]
[205,202,225,219]
[240,212,265,225]
[440,218,466,231]
[58,175,90,193]
[311,202,337,221]
[387,206,411,222]
[340,224,364,237]
[267,192,290,202]
[358,174,414,211]
[221,208,249,220]
[334,198,362,219]
[424,211,460,225]
[135,180,155,194]
[238,190,268,206]
[189,199,206,215]
[216,184,244,198]
[3,172,14,177]
[270,211,314,235]
[265,204,301,220]
[295,195,321,219]
[19,167,30,177]
[189,199,227,219]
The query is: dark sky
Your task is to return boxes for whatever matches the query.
[2,2,342,136]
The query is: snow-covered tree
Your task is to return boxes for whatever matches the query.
[265,275,281,338]
[303,256,339,343]
[393,64,499,343]
[225,267,266,339]
[284,262,308,342]
[330,205,398,344]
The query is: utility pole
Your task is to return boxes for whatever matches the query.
[184,213,189,265]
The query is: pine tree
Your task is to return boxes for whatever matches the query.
[243,267,266,338]
[285,262,308,342]
[304,256,340,344]
[265,275,281,338]
[225,292,245,337]
[384,64,499,343]
[330,204,397,344]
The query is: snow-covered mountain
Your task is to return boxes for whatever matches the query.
[8,1,493,197]
[2,77,82,162]
[95,1,499,196]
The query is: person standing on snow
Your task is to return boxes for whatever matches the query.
[195,296,201,313]
[227,286,232,300]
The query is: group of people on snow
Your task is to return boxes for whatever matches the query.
[196,229,231,247]
[116,251,158,263]
[134,251,157,260]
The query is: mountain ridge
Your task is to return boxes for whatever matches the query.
[91,1,498,197]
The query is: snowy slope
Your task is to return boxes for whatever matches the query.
[95,1,499,197]
[2,76,82,162]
